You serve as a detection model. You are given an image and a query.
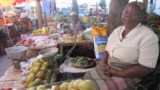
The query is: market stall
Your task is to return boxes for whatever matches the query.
[1,0,160,89]
[0,17,97,90]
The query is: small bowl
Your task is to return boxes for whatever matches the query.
[39,47,58,57]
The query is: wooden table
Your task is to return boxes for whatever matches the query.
[58,41,93,55]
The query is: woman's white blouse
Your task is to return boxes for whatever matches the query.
[106,23,159,69]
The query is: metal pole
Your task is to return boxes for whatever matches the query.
[96,0,98,14]
[44,12,48,27]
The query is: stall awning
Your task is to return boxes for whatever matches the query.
[0,0,26,7]
[0,0,14,7]
[13,0,25,5]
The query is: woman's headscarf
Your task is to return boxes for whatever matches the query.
[127,1,147,24]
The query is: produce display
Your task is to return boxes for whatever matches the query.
[71,57,94,68]
[16,36,57,47]
[32,27,49,35]
[23,59,52,88]
[58,34,82,43]
[82,16,90,24]
[27,79,96,90]
[80,16,102,25]
[16,38,35,46]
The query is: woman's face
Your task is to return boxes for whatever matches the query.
[122,4,141,29]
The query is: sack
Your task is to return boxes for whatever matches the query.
[84,27,93,41]
[92,25,108,61]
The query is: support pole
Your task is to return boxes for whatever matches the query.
[36,0,43,28]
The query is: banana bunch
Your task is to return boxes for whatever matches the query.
[32,27,49,35]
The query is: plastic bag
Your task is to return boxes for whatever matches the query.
[92,25,108,61]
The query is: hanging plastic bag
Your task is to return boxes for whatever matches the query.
[92,25,108,61]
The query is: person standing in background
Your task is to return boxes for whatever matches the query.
[89,8,93,16]
[51,0,56,15]
[70,11,86,35]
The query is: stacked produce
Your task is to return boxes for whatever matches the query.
[16,37,57,47]
[27,79,96,90]
[16,38,35,46]
[32,27,49,35]
[23,59,52,88]
[82,16,90,24]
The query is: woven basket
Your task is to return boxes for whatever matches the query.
[26,49,41,58]
[71,62,94,68]
[28,45,56,50]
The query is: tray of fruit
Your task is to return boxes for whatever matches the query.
[71,57,95,68]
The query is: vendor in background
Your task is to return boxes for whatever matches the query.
[70,11,86,36]
[68,11,95,58]
[89,8,93,16]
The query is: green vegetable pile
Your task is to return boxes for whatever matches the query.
[71,56,93,66]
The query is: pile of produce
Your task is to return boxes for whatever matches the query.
[23,59,52,88]
[32,27,49,35]
[16,38,35,46]
[82,16,90,24]
[58,34,83,43]
[53,14,64,22]
[16,37,57,47]
[27,79,95,90]
[71,57,94,68]
[90,16,102,25]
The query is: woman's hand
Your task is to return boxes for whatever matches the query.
[105,64,152,78]
[100,61,110,76]
[100,61,109,71]
[107,67,119,77]
[100,61,120,77]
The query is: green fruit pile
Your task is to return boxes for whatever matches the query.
[24,59,52,88]
[27,79,96,90]
[82,16,90,24]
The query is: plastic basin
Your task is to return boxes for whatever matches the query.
[5,46,28,59]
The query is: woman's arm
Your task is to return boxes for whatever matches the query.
[108,64,154,78]
[102,51,109,64]
[100,51,110,76]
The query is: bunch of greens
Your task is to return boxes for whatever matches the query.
[71,56,93,66]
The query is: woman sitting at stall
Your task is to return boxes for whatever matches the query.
[84,1,159,90]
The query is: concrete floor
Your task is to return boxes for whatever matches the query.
[0,55,12,77]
